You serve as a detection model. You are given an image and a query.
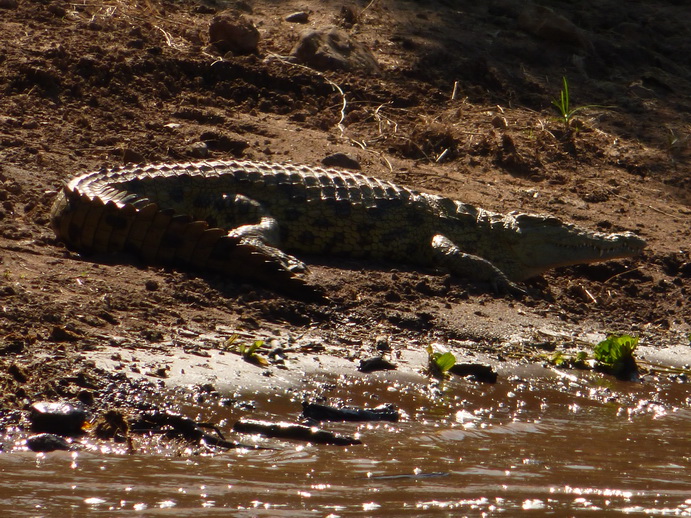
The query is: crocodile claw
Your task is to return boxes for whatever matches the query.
[492,277,527,298]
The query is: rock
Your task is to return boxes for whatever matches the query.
[491,115,508,129]
[448,363,498,383]
[322,152,361,170]
[233,418,361,445]
[121,147,145,164]
[518,5,592,51]
[209,13,260,55]
[26,433,72,452]
[29,401,87,436]
[189,141,209,158]
[290,27,380,74]
[285,11,309,24]
[302,402,399,422]
[144,279,159,291]
[358,356,396,373]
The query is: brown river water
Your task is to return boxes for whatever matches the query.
[2,369,689,516]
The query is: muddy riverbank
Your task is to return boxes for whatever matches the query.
[0,0,690,513]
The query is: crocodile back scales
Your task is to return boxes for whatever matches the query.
[50,160,451,289]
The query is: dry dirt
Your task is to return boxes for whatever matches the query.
[0,0,689,424]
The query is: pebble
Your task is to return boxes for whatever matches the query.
[322,152,361,170]
[189,141,209,158]
[26,433,72,452]
[285,11,309,24]
[358,356,397,373]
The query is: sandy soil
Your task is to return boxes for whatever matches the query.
[0,0,689,425]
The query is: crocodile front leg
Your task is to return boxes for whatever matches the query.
[228,216,307,274]
[214,193,308,274]
[431,235,525,295]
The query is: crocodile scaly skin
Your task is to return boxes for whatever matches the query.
[51,159,646,294]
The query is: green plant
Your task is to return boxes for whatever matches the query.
[227,334,269,367]
[593,334,639,380]
[426,345,456,377]
[551,76,594,131]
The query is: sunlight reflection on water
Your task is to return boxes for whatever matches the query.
[1,373,689,516]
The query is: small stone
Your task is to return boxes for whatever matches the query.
[209,13,260,55]
[189,141,209,158]
[285,11,309,23]
[448,363,498,383]
[322,152,361,170]
[121,148,145,164]
[144,279,159,291]
[491,115,508,129]
[358,356,397,373]
[26,433,72,452]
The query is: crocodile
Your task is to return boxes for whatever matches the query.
[50,159,646,296]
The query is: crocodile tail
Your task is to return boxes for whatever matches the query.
[51,185,322,300]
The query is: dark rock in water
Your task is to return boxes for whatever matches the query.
[358,355,397,373]
[290,27,380,74]
[29,401,87,436]
[449,363,498,383]
[26,433,72,452]
[209,13,260,55]
[302,402,399,422]
[233,418,361,445]
[322,152,361,170]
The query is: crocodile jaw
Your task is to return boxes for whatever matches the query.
[503,213,646,280]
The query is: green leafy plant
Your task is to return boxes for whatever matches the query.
[227,334,269,367]
[551,76,598,132]
[593,334,639,380]
[426,345,456,377]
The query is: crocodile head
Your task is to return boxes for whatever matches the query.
[494,212,646,281]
